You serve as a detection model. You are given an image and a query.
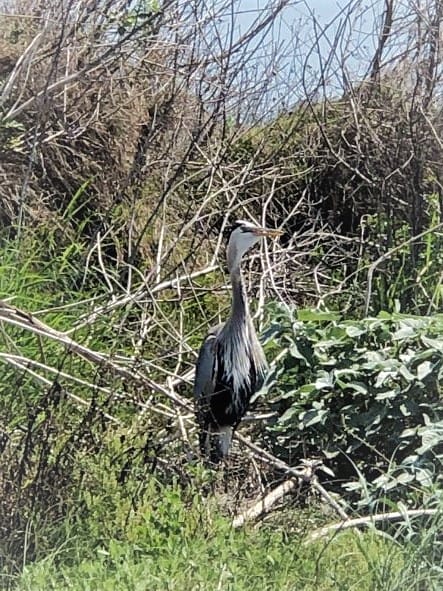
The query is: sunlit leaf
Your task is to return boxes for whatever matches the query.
[417,360,433,381]
[289,343,310,365]
[314,372,334,389]
[375,370,397,388]
[300,408,328,427]
[345,325,366,337]
[297,309,341,322]
[392,325,416,340]
[398,365,415,382]
[421,335,443,353]
[345,381,368,395]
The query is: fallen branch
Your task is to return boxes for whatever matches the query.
[236,433,349,521]
[308,508,439,542]
[233,478,298,527]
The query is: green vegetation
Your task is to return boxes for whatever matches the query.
[1,1,443,589]
[11,491,405,591]
[264,307,442,507]
[0,230,440,590]
[9,453,441,591]
[12,468,443,590]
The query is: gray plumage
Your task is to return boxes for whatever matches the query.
[194,220,282,463]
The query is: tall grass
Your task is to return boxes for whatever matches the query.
[9,487,390,591]
[13,478,442,591]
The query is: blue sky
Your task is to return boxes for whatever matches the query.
[231,0,383,104]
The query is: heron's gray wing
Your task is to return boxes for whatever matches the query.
[193,324,223,400]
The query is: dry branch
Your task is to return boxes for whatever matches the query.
[0,299,193,413]
[308,509,439,542]
[69,265,218,334]
[233,438,349,522]
[232,478,298,528]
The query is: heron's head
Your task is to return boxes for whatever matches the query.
[227,219,282,272]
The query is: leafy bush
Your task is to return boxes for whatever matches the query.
[263,306,443,507]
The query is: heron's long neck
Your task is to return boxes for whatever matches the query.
[230,265,249,323]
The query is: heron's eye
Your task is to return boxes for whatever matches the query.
[229,221,244,234]
[228,220,255,238]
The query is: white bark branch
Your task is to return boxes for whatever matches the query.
[308,509,439,542]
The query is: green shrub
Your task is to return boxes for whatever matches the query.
[263,306,443,507]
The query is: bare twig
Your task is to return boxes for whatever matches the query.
[0,353,121,425]
[0,299,192,412]
[368,0,394,83]
[68,265,218,334]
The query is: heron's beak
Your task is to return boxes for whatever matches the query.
[252,227,283,238]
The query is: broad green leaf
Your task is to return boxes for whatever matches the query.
[347,381,368,395]
[312,400,324,410]
[375,390,398,400]
[417,360,433,381]
[334,368,361,378]
[361,351,385,369]
[289,343,310,365]
[297,309,341,322]
[279,406,298,422]
[401,454,419,463]
[318,464,335,477]
[345,325,366,337]
[323,449,340,459]
[398,365,415,382]
[375,370,397,388]
[399,404,411,416]
[392,325,416,340]
[415,468,433,487]
[400,427,418,438]
[416,425,443,454]
[377,311,392,320]
[298,383,316,395]
[396,473,415,485]
[300,408,328,427]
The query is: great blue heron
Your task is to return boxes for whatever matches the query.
[194,219,282,463]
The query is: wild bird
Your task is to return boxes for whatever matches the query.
[194,220,282,464]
